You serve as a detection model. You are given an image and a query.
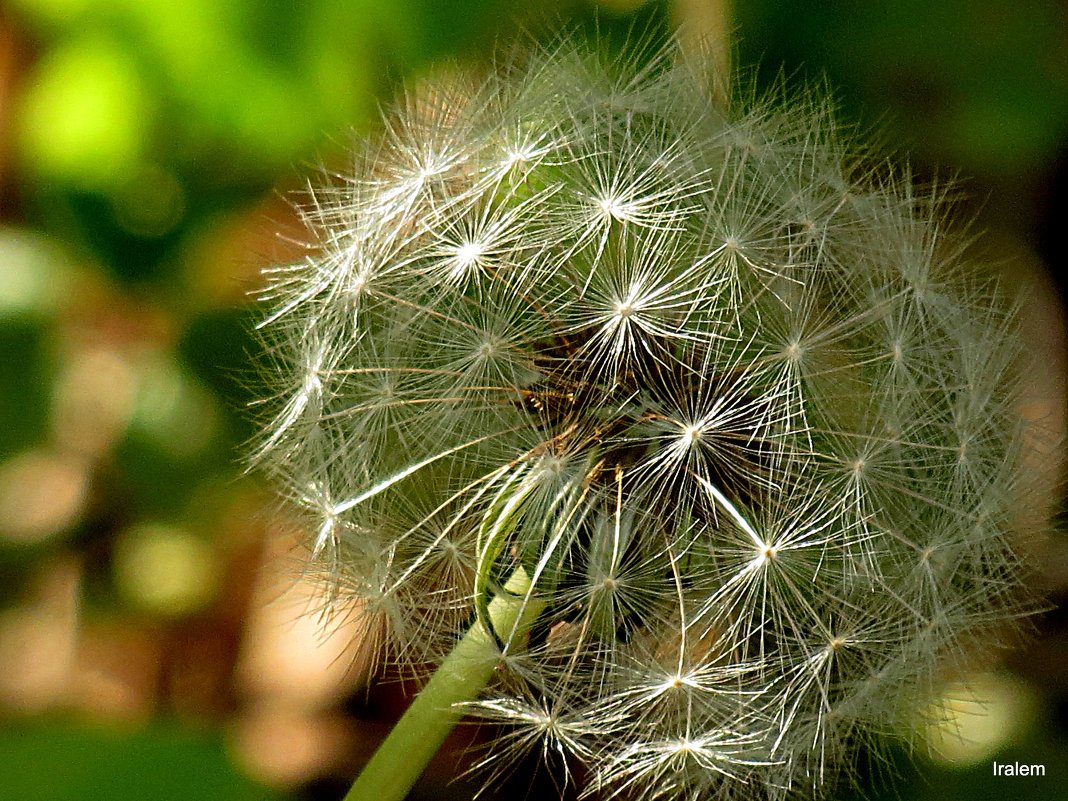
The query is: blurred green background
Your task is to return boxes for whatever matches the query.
[0,1,1066,800]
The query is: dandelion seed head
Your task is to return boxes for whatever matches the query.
[251,33,1047,801]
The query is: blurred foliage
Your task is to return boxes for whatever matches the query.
[0,1,1066,800]
[0,719,285,801]
[738,0,1068,180]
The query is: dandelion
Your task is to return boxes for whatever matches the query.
[252,34,1044,801]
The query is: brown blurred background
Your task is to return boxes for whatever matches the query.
[1,1,1066,800]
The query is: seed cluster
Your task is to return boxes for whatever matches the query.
[255,39,1032,800]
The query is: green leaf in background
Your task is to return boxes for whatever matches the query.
[0,720,288,801]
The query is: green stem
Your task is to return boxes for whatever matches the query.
[673,0,734,107]
[343,566,544,801]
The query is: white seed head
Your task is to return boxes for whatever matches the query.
[252,36,1043,801]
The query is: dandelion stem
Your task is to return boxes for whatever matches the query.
[673,0,733,106]
[344,566,544,801]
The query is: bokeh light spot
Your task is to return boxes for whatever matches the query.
[17,34,148,189]
[0,228,71,316]
[53,347,137,457]
[132,353,218,458]
[0,448,90,544]
[922,672,1039,767]
[113,524,220,618]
